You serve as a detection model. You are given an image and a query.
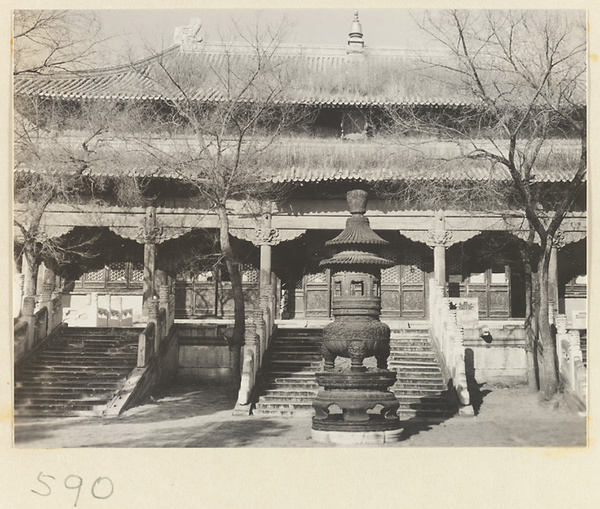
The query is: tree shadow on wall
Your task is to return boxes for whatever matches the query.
[465,348,492,415]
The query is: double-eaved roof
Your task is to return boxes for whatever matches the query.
[13,16,585,186]
[14,35,477,107]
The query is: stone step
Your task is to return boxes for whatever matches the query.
[15,382,125,392]
[392,387,448,396]
[394,393,452,404]
[270,343,321,350]
[254,400,314,410]
[15,383,118,392]
[55,342,138,349]
[268,378,318,388]
[398,409,455,420]
[14,399,106,411]
[267,353,322,360]
[389,358,438,366]
[390,350,436,356]
[31,355,137,364]
[394,376,446,386]
[252,407,315,417]
[394,380,447,389]
[391,366,443,374]
[266,360,322,369]
[17,366,132,375]
[14,408,102,418]
[261,389,319,398]
[15,395,113,406]
[390,344,434,351]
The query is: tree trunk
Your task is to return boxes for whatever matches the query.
[216,206,244,387]
[536,248,559,399]
[23,247,39,297]
[523,254,539,391]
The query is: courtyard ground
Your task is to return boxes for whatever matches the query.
[13,379,587,448]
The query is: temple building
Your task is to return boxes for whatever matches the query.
[13,13,587,419]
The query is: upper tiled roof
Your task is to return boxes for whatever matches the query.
[13,41,479,107]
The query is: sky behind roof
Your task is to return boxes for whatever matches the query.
[95,9,434,64]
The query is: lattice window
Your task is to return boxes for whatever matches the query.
[108,262,127,282]
[381,249,400,284]
[242,264,258,283]
[131,263,144,282]
[294,278,303,290]
[85,267,105,283]
[402,251,424,284]
[307,270,327,283]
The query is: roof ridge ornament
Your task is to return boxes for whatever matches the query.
[174,18,203,49]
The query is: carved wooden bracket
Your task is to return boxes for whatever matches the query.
[230,228,306,246]
[108,225,190,244]
[400,230,481,247]
[15,225,77,242]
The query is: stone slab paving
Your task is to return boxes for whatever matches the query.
[13,380,586,448]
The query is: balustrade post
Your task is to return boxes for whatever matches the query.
[253,309,266,364]
[22,296,36,352]
[14,273,24,319]
[549,245,560,316]
[148,298,160,352]
[90,292,99,327]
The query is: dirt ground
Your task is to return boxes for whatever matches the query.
[13,380,587,448]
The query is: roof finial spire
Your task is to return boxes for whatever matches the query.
[347,10,365,54]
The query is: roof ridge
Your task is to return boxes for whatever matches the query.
[15,45,181,80]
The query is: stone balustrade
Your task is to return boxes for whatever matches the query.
[428,280,473,415]
[234,293,277,414]
[556,314,587,410]
[14,293,65,364]
[137,322,156,368]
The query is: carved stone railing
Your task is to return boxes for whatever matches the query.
[234,294,277,414]
[136,292,174,368]
[33,306,49,346]
[137,322,156,368]
[428,280,473,416]
[50,296,63,333]
[15,294,66,365]
[556,314,587,410]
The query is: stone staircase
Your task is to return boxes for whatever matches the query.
[253,326,457,421]
[14,327,141,418]
[253,328,322,417]
[388,329,457,421]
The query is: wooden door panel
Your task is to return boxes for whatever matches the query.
[489,287,510,317]
[381,287,400,316]
[401,286,426,316]
[305,286,329,316]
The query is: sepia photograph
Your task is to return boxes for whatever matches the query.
[12,8,587,450]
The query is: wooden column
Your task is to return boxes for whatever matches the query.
[260,243,272,297]
[433,244,447,288]
[427,211,451,296]
[142,206,158,311]
[549,246,559,315]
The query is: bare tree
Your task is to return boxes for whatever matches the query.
[13,10,106,75]
[381,10,586,398]
[103,18,311,384]
[14,93,150,297]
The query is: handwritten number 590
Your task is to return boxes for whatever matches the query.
[32,472,114,506]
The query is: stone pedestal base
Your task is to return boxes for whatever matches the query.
[311,369,401,440]
[311,428,402,444]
